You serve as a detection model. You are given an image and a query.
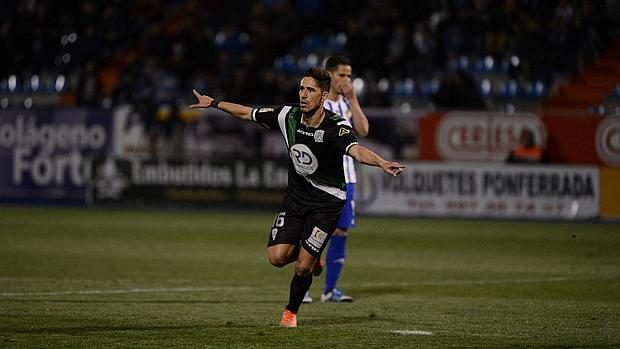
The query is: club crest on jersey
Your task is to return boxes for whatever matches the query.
[339,127,351,136]
[314,130,324,143]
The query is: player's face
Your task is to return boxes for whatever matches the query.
[330,65,352,94]
[299,77,327,114]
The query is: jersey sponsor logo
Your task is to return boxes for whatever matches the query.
[307,226,328,252]
[290,144,318,175]
[314,130,324,143]
[295,129,324,143]
[297,129,314,137]
[258,107,274,113]
[339,127,351,136]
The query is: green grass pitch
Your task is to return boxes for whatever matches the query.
[0,206,619,348]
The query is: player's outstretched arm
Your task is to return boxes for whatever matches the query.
[190,89,253,121]
[348,144,405,176]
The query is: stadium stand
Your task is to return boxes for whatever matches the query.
[1,0,618,111]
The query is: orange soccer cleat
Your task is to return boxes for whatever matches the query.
[279,309,297,328]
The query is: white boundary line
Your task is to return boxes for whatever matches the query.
[0,275,616,298]
[391,330,433,336]
[0,286,253,297]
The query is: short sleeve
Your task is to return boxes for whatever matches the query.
[251,106,281,130]
[330,124,358,155]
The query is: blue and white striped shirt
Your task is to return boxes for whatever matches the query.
[324,95,357,184]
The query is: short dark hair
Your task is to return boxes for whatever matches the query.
[303,67,331,92]
[324,55,351,72]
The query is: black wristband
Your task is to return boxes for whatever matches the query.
[211,99,222,109]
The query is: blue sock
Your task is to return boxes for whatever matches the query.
[324,235,346,294]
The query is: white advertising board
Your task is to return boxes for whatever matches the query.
[356,162,599,220]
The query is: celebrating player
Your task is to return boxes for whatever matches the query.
[190,67,405,328]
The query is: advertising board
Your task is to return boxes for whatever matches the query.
[0,109,112,203]
[357,162,599,220]
[90,157,288,209]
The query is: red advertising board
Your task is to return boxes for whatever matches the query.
[419,111,620,167]
[419,111,546,162]
[544,115,600,164]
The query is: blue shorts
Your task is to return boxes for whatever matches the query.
[337,183,355,229]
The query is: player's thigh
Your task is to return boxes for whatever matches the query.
[267,206,305,247]
[301,205,342,258]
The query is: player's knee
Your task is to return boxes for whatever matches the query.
[295,260,313,276]
[267,254,289,268]
[295,264,312,276]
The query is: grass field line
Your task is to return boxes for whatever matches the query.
[1,275,617,298]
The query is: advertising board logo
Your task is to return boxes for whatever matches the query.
[436,111,545,161]
[354,166,379,211]
[0,112,109,189]
[93,157,128,199]
[595,116,620,166]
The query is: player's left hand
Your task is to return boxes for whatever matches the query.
[382,162,406,176]
[190,89,215,109]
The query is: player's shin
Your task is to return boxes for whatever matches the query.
[285,272,313,313]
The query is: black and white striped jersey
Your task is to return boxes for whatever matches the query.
[252,105,358,206]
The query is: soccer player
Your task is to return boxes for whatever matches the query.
[304,56,369,304]
[190,67,405,328]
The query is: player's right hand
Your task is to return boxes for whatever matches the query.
[190,89,214,109]
[340,81,355,99]
[382,162,406,177]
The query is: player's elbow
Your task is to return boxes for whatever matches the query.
[347,145,360,161]
[357,126,369,137]
[234,112,252,121]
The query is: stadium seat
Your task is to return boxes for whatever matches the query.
[302,34,326,51]
[479,78,492,97]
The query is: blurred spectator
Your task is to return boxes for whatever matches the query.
[515,16,553,86]
[75,60,101,106]
[431,70,487,109]
[506,128,549,164]
[0,0,617,110]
